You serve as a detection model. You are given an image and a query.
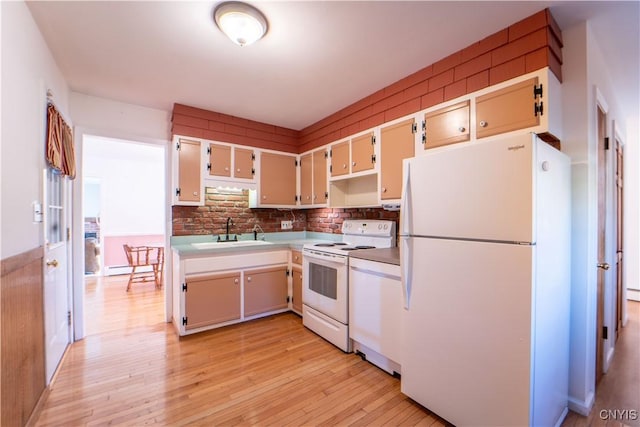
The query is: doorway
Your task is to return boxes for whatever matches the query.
[595,104,606,384]
[82,135,166,336]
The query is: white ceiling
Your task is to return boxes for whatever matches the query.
[27,1,639,131]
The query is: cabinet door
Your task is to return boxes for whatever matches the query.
[185,272,241,330]
[208,143,231,177]
[177,139,202,203]
[351,132,375,173]
[424,101,470,149]
[234,147,254,179]
[380,119,415,200]
[330,141,350,177]
[300,153,313,205]
[260,152,297,205]
[291,264,303,314]
[244,266,289,317]
[312,149,327,204]
[475,77,540,139]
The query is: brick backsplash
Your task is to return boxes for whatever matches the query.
[171,188,399,236]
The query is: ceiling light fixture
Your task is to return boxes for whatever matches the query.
[213,1,268,47]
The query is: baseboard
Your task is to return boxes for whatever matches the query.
[627,288,640,301]
[553,407,569,427]
[24,386,50,427]
[568,391,595,416]
[604,346,615,373]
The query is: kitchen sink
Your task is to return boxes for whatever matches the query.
[191,240,273,249]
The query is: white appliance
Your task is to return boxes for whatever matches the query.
[399,133,571,426]
[303,220,396,352]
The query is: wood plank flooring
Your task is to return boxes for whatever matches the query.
[34,275,445,426]
[33,275,638,426]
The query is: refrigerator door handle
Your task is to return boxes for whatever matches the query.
[400,160,411,236]
[400,236,412,309]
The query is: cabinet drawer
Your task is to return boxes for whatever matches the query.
[291,250,302,265]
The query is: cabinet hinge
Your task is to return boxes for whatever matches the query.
[325,191,328,199]
[534,102,544,117]
[287,296,291,303]
[182,317,188,326]
[604,137,610,150]
[295,195,299,202]
[207,163,211,171]
[176,188,181,196]
[603,325,608,340]
[176,142,181,151]
[295,159,299,167]
[421,133,426,144]
[533,83,543,99]
[324,151,328,159]
[411,122,418,134]
[67,227,71,241]
[329,164,333,173]
[371,135,376,145]
[286,269,290,277]
[421,120,426,131]
[207,146,211,155]
[251,168,255,175]
[67,311,72,326]
[251,153,256,161]
[329,149,332,158]
[371,154,376,164]
[182,283,187,292]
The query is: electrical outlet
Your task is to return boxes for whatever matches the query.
[281,220,293,230]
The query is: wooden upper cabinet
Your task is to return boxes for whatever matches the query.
[208,143,231,177]
[176,138,202,204]
[312,149,327,204]
[330,141,350,177]
[351,132,375,173]
[424,101,470,149]
[300,153,313,205]
[244,266,289,317]
[380,119,415,200]
[260,152,297,205]
[184,272,241,330]
[234,147,254,179]
[475,77,540,139]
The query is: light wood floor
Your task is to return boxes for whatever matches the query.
[35,275,446,426]
[33,275,638,426]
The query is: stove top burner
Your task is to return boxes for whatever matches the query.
[355,245,376,250]
[340,247,357,251]
[314,243,335,247]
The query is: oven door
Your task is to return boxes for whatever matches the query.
[303,249,348,324]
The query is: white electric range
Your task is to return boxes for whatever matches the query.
[302,219,396,352]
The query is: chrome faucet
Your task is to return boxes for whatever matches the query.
[226,217,236,241]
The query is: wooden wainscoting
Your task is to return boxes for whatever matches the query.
[1,246,46,427]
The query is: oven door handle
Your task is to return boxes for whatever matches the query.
[303,250,348,265]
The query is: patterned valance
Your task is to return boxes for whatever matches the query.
[46,103,76,179]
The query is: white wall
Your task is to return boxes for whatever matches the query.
[83,136,165,236]
[0,1,70,259]
[562,19,640,415]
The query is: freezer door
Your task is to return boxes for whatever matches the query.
[401,237,533,426]
[403,133,535,243]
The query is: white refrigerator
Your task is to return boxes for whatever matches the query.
[399,133,571,426]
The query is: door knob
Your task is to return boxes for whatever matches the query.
[597,262,610,270]
[46,259,59,267]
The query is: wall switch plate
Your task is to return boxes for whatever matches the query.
[281,220,293,230]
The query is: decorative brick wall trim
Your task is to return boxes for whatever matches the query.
[171,189,399,236]
[171,8,561,157]
[297,8,562,153]
[172,104,300,154]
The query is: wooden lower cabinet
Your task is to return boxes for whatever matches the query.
[184,272,241,330]
[291,264,303,314]
[244,266,289,317]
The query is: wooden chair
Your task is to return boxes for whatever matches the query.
[122,245,164,292]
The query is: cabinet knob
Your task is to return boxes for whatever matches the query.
[237,168,241,172]
[224,167,229,171]
[342,164,347,169]
[458,126,466,132]
[193,191,198,196]
[306,195,311,200]
[313,195,317,200]
[352,162,356,167]
[262,195,267,200]
[382,187,387,193]
[234,278,239,284]
[479,120,488,128]
[247,276,252,282]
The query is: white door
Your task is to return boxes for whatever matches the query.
[43,167,71,384]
